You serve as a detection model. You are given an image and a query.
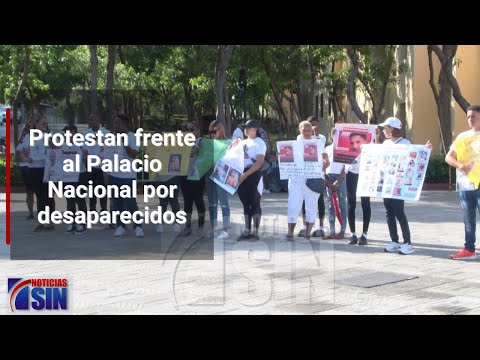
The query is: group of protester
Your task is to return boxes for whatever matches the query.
[14,105,480,260]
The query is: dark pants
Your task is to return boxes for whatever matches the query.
[180,176,206,228]
[346,172,371,234]
[65,172,89,225]
[460,189,480,252]
[89,167,108,212]
[157,177,180,214]
[302,192,325,221]
[108,175,141,229]
[30,167,55,215]
[238,170,262,231]
[383,198,410,244]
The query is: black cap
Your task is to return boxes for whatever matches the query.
[240,119,259,129]
[63,124,77,132]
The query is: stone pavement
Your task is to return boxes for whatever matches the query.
[1,190,480,315]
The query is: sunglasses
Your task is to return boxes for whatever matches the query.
[209,129,219,134]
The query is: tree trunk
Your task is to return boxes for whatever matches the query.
[183,83,196,122]
[13,46,30,148]
[65,93,76,126]
[215,45,234,128]
[346,46,368,123]
[106,45,117,129]
[307,45,317,118]
[89,45,98,115]
[224,81,232,136]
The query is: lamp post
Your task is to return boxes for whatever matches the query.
[238,65,247,120]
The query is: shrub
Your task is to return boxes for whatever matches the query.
[0,158,25,187]
[425,153,456,183]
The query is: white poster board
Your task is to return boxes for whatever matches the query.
[43,148,81,183]
[357,144,431,201]
[277,138,326,180]
[211,142,245,195]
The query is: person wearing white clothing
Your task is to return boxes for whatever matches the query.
[280,121,328,241]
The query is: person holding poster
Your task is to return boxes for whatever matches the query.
[21,114,55,232]
[179,122,206,237]
[15,124,35,220]
[346,131,372,246]
[236,119,266,241]
[204,121,231,239]
[324,127,347,239]
[445,105,480,260]
[379,117,432,255]
[279,121,323,241]
[61,125,88,235]
[108,115,144,238]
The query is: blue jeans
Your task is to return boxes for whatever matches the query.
[108,176,141,229]
[459,189,480,252]
[206,177,230,230]
[326,174,347,233]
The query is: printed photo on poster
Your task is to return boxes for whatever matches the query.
[225,168,241,190]
[279,144,294,163]
[168,154,182,173]
[333,123,377,164]
[303,144,318,162]
[212,160,229,184]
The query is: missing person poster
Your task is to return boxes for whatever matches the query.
[43,148,81,183]
[277,138,326,180]
[356,144,431,201]
[211,142,244,195]
[145,143,191,178]
[333,123,377,164]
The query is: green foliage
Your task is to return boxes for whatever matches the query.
[425,153,456,183]
[0,158,23,186]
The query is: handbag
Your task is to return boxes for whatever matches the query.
[306,177,325,194]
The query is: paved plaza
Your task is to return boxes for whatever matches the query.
[1,190,480,314]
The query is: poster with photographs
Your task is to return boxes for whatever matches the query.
[333,123,377,164]
[211,141,245,195]
[356,144,431,201]
[452,134,480,189]
[277,138,325,180]
[145,143,191,178]
[43,148,81,183]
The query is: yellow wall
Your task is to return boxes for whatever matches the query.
[453,45,480,137]
[411,45,441,151]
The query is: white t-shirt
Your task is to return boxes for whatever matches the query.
[324,144,344,175]
[109,132,139,179]
[23,133,47,168]
[383,137,411,146]
[15,140,29,167]
[346,158,361,174]
[232,128,244,140]
[242,137,266,168]
[82,127,110,168]
[61,144,86,173]
[450,130,480,191]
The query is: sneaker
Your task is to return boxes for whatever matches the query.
[26,214,35,220]
[399,243,414,255]
[180,227,192,236]
[113,227,126,237]
[348,234,358,245]
[173,224,181,233]
[358,235,368,246]
[451,248,477,260]
[217,231,229,240]
[237,231,251,241]
[34,224,45,232]
[312,229,325,238]
[297,229,306,237]
[75,225,86,234]
[65,225,76,235]
[279,234,294,242]
[135,227,144,238]
[384,242,401,253]
[156,224,164,233]
[250,232,260,241]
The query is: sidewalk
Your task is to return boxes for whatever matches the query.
[1,191,480,314]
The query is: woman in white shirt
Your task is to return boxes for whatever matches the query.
[236,119,266,241]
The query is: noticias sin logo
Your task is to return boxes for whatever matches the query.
[8,278,70,314]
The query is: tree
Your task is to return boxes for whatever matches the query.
[106,45,117,129]
[89,45,98,115]
[214,45,234,133]
[13,46,30,147]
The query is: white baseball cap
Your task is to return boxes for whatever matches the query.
[378,117,402,129]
